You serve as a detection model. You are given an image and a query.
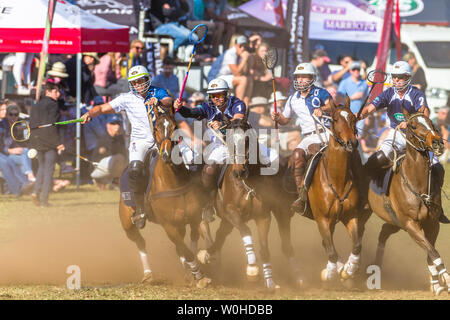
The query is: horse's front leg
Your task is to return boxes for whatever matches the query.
[225,203,260,282]
[162,222,212,289]
[255,213,279,291]
[316,217,341,282]
[341,215,363,280]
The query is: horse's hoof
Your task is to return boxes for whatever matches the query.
[247,264,260,282]
[196,276,212,289]
[197,250,211,264]
[141,271,154,284]
[321,268,338,282]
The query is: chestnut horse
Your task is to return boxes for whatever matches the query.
[197,111,305,290]
[119,106,213,288]
[307,100,371,283]
[369,108,450,295]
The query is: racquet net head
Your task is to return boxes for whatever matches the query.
[190,24,208,45]
[263,47,278,70]
[11,120,31,142]
[367,69,387,84]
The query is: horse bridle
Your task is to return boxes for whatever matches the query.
[404,113,438,153]
[313,113,356,150]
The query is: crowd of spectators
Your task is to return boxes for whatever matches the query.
[0,0,449,205]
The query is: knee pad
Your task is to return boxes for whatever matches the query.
[128,160,145,192]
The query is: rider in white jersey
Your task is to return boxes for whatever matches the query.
[81,65,172,229]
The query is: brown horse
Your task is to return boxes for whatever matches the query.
[306,100,371,283]
[368,108,450,295]
[197,111,305,290]
[119,106,213,288]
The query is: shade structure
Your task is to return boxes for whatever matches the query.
[0,0,129,54]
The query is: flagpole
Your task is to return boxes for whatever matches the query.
[35,0,57,101]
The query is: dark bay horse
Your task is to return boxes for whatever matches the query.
[119,106,213,288]
[369,108,449,295]
[307,100,371,283]
[197,111,304,290]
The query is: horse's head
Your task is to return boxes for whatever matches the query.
[153,105,177,163]
[226,109,253,179]
[403,106,444,156]
[329,96,358,153]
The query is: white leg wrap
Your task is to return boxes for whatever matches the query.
[263,263,276,288]
[139,250,151,274]
[433,258,443,267]
[242,236,257,265]
[185,260,203,280]
[428,264,439,276]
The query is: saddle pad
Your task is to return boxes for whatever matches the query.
[217,164,228,189]
[304,145,327,190]
[119,152,159,208]
[369,168,394,196]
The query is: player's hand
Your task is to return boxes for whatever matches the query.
[271,111,281,122]
[57,144,65,155]
[313,108,323,117]
[209,121,221,130]
[81,113,91,124]
[148,97,159,106]
[174,98,182,109]
[397,121,407,129]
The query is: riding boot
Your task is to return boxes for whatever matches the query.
[291,148,308,214]
[129,160,147,229]
[364,151,391,179]
[431,163,450,224]
[201,164,218,222]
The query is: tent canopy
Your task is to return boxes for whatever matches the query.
[226,5,289,47]
[0,0,129,53]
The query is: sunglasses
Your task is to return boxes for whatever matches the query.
[134,46,143,50]
[392,74,409,80]
[351,68,360,71]
[209,93,226,99]
[8,113,18,117]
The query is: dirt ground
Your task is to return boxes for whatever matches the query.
[0,173,449,300]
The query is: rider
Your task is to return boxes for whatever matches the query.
[173,78,249,221]
[359,60,449,222]
[81,65,172,229]
[271,62,333,213]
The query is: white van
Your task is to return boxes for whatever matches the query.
[311,24,450,115]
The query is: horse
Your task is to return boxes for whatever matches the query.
[196,109,305,291]
[118,105,213,288]
[368,108,450,295]
[306,99,371,283]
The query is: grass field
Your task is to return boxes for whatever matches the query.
[0,165,449,300]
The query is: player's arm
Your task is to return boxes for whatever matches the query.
[81,103,115,123]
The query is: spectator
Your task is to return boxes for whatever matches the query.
[186,0,225,57]
[436,107,450,164]
[404,51,427,93]
[331,54,352,84]
[217,36,253,106]
[175,92,206,151]
[249,42,273,98]
[337,61,368,135]
[120,40,148,79]
[90,114,127,190]
[248,32,263,54]
[13,53,35,95]
[83,96,110,162]
[310,49,331,87]
[0,152,33,197]
[65,53,99,105]
[154,0,199,52]
[360,115,378,163]
[188,91,205,108]
[46,61,71,104]
[29,82,65,208]
[0,100,7,120]
[204,0,234,51]
[94,52,127,98]
[152,57,180,98]
[0,105,35,182]
[314,44,332,87]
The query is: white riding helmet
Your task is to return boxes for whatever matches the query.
[293,62,316,92]
[391,60,412,91]
[128,65,152,95]
[206,78,229,94]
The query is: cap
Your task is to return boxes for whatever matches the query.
[312,49,330,63]
[350,61,361,70]
[249,96,268,107]
[236,36,248,45]
[107,114,122,124]
[269,91,287,103]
